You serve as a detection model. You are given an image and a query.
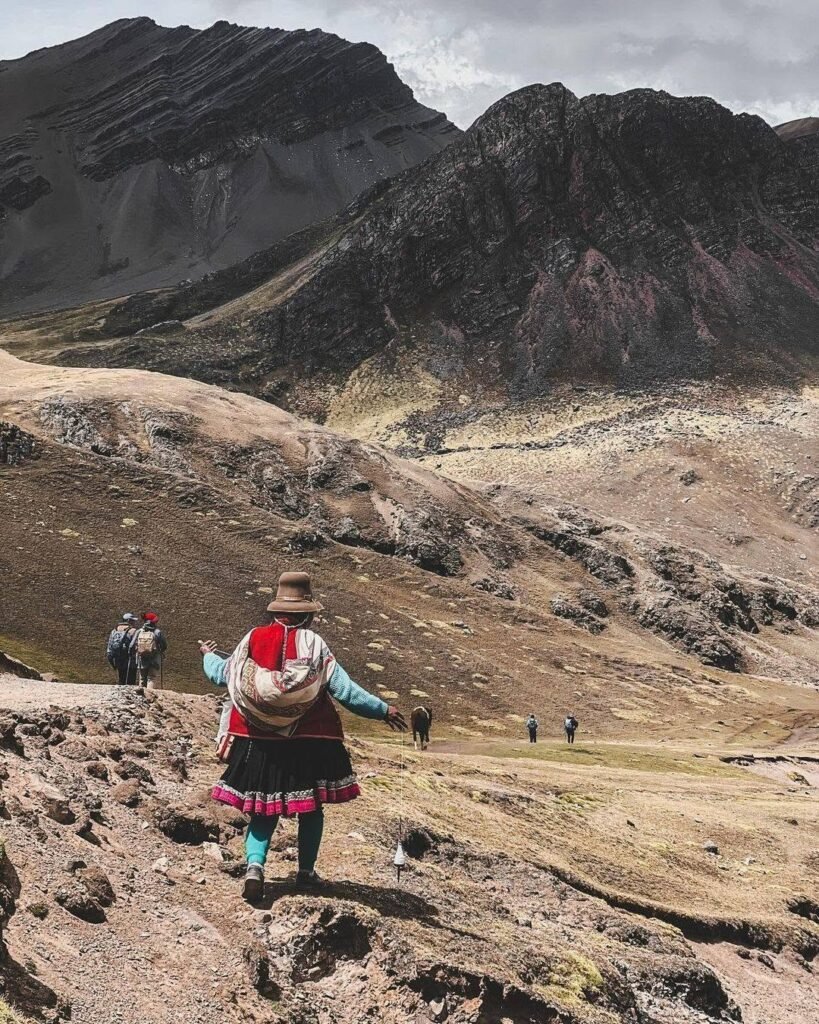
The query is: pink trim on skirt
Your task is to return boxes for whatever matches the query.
[212,780,361,817]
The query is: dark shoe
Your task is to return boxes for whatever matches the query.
[242,863,264,902]
[295,869,323,889]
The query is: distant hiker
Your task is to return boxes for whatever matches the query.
[564,714,579,744]
[107,613,138,685]
[526,713,539,743]
[200,571,407,902]
[131,611,167,689]
[411,706,432,750]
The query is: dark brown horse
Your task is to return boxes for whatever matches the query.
[411,706,432,750]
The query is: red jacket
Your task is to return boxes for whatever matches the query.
[226,623,344,741]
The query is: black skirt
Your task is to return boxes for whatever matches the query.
[211,737,360,817]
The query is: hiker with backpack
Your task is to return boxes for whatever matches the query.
[199,571,407,901]
[526,712,539,743]
[131,611,167,689]
[564,714,579,744]
[106,613,138,685]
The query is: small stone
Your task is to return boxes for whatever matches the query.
[154,806,218,846]
[110,780,141,807]
[79,866,115,907]
[429,998,447,1021]
[115,760,154,785]
[243,940,278,997]
[202,842,226,863]
[58,739,96,761]
[54,883,105,923]
[152,856,170,875]
[31,780,75,824]
[75,813,95,839]
[703,840,719,854]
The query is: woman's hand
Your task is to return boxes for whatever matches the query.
[198,639,218,655]
[384,706,408,731]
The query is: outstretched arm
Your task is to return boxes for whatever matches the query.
[329,664,406,729]
[199,640,229,687]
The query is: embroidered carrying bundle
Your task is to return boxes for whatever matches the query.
[226,623,336,736]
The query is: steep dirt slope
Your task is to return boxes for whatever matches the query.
[324,364,819,684]
[0,684,817,1024]
[0,348,814,700]
[0,18,458,314]
[1,349,817,729]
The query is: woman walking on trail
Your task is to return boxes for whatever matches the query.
[200,571,407,902]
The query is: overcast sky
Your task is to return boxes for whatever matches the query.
[2,1,816,128]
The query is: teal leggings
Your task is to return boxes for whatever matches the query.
[245,809,324,871]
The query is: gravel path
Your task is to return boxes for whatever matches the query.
[0,674,122,711]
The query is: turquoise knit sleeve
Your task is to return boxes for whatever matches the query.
[203,652,229,687]
[328,663,388,720]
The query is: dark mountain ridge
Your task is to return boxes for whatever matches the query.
[58,81,819,406]
[0,18,458,313]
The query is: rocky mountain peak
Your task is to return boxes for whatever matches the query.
[0,18,460,313]
[172,79,813,392]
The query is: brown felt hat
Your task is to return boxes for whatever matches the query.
[266,571,324,614]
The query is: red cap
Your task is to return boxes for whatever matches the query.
[142,611,159,623]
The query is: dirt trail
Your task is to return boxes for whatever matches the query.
[0,677,121,712]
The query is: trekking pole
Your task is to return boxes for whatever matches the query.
[393,728,406,883]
